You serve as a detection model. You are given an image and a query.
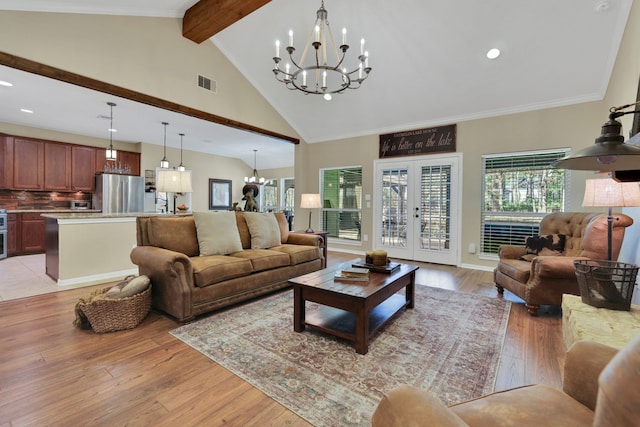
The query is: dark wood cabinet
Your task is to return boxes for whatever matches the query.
[96,148,141,176]
[20,212,46,254]
[44,142,71,191]
[0,134,14,189]
[2,133,141,192]
[119,151,141,176]
[7,213,18,256]
[13,137,44,190]
[71,145,96,191]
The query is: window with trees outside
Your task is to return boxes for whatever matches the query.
[261,179,278,212]
[481,149,570,256]
[320,167,362,242]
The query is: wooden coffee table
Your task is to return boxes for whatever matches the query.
[288,259,419,354]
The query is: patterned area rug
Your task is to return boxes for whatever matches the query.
[171,285,511,426]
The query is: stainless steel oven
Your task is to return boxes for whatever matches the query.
[0,209,7,260]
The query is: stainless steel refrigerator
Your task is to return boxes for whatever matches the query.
[93,174,145,214]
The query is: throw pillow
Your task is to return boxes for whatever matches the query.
[521,234,566,260]
[193,211,243,256]
[104,275,150,299]
[243,212,282,249]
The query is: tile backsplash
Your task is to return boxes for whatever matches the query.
[0,189,92,210]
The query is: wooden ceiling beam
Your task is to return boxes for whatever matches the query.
[183,0,271,44]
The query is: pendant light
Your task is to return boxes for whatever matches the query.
[177,133,186,171]
[105,102,117,161]
[160,122,169,169]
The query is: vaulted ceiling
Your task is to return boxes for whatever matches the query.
[0,0,634,168]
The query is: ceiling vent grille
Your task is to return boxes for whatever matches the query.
[198,74,216,93]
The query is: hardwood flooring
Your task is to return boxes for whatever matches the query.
[0,252,565,426]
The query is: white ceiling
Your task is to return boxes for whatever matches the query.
[0,0,634,165]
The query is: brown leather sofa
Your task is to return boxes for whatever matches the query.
[494,212,633,315]
[130,212,324,322]
[372,334,640,427]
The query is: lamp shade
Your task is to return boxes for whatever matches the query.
[300,193,322,209]
[582,178,640,207]
[553,117,640,171]
[156,170,193,193]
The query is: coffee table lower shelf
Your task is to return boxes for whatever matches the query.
[303,294,409,350]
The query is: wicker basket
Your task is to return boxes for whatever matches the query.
[78,285,152,333]
[574,260,638,311]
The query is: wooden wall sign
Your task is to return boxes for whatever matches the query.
[379,124,456,158]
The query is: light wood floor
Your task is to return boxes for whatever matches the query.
[0,252,565,426]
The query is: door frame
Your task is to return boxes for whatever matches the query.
[373,153,463,266]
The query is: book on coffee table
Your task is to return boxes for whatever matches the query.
[334,267,370,282]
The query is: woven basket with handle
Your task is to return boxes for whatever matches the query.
[78,285,152,333]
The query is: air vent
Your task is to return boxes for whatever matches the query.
[198,74,216,93]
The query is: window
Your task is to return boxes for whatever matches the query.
[481,149,570,256]
[320,167,362,242]
[261,179,278,212]
[282,177,295,213]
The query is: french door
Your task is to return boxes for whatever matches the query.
[374,154,461,265]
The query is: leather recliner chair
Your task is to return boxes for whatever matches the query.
[493,212,633,315]
[372,334,640,427]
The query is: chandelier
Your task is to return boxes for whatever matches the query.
[272,0,371,101]
[244,149,265,184]
[105,102,117,161]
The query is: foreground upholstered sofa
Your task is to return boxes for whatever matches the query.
[494,212,633,315]
[130,211,323,322]
[372,334,640,426]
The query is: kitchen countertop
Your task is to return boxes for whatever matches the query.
[7,209,102,214]
[41,211,191,220]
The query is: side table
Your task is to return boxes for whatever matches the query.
[293,230,328,268]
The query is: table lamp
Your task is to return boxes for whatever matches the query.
[582,176,640,260]
[300,193,322,233]
[156,169,193,214]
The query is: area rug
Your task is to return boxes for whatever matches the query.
[171,285,511,426]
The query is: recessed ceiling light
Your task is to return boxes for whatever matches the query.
[20,108,33,114]
[0,80,13,87]
[486,48,501,59]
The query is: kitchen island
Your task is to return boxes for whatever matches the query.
[43,212,166,287]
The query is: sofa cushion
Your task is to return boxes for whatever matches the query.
[193,211,243,256]
[270,244,320,265]
[496,258,531,283]
[274,212,290,243]
[230,249,290,272]
[243,212,282,249]
[235,212,251,249]
[190,255,253,287]
[148,216,199,257]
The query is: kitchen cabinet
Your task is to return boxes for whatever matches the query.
[71,145,96,191]
[7,213,18,256]
[96,148,141,176]
[44,142,71,191]
[0,134,13,189]
[20,212,46,254]
[119,151,141,176]
[13,137,44,190]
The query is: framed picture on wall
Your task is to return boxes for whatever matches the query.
[209,178,232,210]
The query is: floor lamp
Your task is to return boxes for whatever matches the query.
[300,193,322,233]
[582,177,640,260]
[156,170,194,214]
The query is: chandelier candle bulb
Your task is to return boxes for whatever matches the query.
[342,27,346,45]
[364,51,369,68]
[322,70,327,88]
[275,40,280,58]
[360,38,365,55]
[315,25,320,42]
[302,70,307,87]
[288,29,293,47]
